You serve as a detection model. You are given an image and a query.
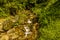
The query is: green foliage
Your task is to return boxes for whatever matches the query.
[36,0,60,40]
[0,0,60,40]
[0,7,9,17]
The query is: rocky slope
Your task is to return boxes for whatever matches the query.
[0,10,39,40]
